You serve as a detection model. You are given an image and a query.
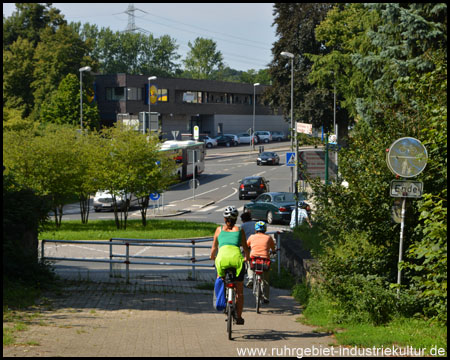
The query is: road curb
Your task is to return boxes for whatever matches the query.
[152,209,192,218]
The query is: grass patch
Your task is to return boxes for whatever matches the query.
[269,265,296,290]
[40,219,218,241]
[295,287,447,355]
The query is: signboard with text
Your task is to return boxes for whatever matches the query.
[296,122,313,135]
[298,149,336,180]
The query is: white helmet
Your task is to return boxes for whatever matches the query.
[223,206,239,219]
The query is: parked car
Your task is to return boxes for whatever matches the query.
[243,192,307,224]
[238,176,270,200]
[198,135,217,148]
[254,131,272,143]
[93,190,140,212]
[224,134,240,145]
[237,132,259,144]
[257,151,280,165]
[271,131,286,142]
[215,135,237,147]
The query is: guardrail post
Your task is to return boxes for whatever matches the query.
[125,242,130,284]
[109,238,112,278]
[191,239,196,280]
[277,232,281,275]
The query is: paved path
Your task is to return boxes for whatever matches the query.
[4,269,338,357]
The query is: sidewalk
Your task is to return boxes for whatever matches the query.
[3,268,339,357]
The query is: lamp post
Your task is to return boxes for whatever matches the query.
[147,76,157,134]
[79,66,91,131]
[252,83,260,150]
[281,51,295,192]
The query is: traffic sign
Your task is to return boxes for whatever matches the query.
[286,152,296,167]
[193,126,199,140]
[149,192,160,201]
[390,180,423,198]
[386,137,428,178]
[189,179,200,189]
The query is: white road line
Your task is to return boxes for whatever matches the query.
[216,187,238,204]
[198,205,218,212]
[170,187,220,203]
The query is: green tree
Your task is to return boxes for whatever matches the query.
[3,3,66,48]
[307,3,447,324]
[31,24,94,121]
[183,37,224,79]
[95,125,177,229]
[3,37,36,117]
[3,125,83,228]
[265,3,337,132]
[40,73,100,129]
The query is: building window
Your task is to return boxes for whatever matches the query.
[106,87,125,101]
[126,87,142,101]
[158,89,168,102]
[182,91,202,103]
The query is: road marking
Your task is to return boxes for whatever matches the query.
[170,187,220,202]
[216,187,238,204]
[198,205,218,212]
[254,171,266,176]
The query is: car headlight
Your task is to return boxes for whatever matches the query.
[257,158,261,161]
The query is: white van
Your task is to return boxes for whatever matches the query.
[254,131,272,143]
[93,190,140,212]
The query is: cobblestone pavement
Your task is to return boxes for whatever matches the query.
[3,269,338,357]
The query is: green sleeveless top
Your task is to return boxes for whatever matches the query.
[218,227,241,247]
[215,227,244,278]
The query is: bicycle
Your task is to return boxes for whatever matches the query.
[250,256,271,313]
[223,268,238,340]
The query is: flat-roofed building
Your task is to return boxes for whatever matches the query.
[94,74,287,139]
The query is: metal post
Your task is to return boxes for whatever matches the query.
[291,57,297,192]
[397,197,406,295]
[80,71,83,131]
[192,150,196,200]
[191,240,196,280]
[277,233,281,276]
[125,242,130,284]
[109,238,112,277]
[325,134,329,186]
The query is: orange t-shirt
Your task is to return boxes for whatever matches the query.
[247,233,275,259]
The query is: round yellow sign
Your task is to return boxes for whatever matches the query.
[150,85,158,104]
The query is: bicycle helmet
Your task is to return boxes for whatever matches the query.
[223,206,239,219]
[255,221,267,233]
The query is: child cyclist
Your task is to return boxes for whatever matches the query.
[246,221,276,303]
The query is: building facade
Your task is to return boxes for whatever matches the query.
[94,74,288,139]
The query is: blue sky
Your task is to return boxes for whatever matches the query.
[3,3,277,72]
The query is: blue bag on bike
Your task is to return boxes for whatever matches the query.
[213,277,226,311]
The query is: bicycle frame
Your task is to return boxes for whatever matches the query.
[223,269,238,340]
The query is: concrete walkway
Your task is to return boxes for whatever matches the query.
[3,269,339,357]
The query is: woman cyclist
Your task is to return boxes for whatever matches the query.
[210,206,250,325]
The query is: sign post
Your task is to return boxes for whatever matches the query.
[387,137,427,295]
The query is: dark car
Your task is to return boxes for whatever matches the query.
[257,151,280,165]
[215,135,237,147]
[243,192,306,224]
[238,176,270,200]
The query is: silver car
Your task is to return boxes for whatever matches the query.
[93,190,140,212]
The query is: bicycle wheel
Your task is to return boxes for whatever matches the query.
[227,303,233,340]
[256,277,261,314]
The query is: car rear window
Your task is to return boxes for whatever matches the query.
[243,178,261,185]
[273,193,295,202]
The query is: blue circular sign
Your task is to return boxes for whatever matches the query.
[149,192,160,201]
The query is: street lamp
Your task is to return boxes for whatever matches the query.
[252,83,260,150]
[281,51,295,192]
[147,76,157,134]
[79,66,91,131]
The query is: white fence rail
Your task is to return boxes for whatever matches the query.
[41,232,281,282]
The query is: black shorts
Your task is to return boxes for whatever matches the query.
[220,263,246,282]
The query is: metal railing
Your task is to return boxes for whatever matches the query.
[41,232,282,282]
